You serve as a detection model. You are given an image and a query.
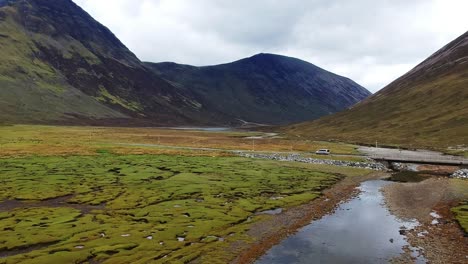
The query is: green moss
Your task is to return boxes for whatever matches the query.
[0,154,351,263]
[36,81,65,94]
[95,86,142,112]
[452,202,468,233]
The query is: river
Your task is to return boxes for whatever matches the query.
[256,180,426,263]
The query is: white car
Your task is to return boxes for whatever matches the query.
[315,149,330,155]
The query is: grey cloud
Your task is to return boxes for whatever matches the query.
[73,0,468,92]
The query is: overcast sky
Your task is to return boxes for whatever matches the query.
[73,0,467,93]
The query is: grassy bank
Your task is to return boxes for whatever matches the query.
[452,202,468,233]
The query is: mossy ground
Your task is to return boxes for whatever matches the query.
[0,151,370,263]
[0,125,377,263]
[0,125,359,158]
[451,202,468,234]
[448,179,468,235]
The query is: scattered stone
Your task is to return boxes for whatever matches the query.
[121,234,130,237]
[392,163,420,172]
[450,169,468,179]
[75,245,84,249]
[235,152,387,171]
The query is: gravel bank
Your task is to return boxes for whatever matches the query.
[236,152,387,171]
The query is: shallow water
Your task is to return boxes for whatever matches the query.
[256,180,423,264]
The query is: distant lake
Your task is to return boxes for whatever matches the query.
[163,127,232,132]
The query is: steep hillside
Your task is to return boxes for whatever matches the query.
[146,54,371,125]
[0,0,211,125]
[287,31,468,148]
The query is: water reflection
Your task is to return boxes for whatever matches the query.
[256,180,424,264]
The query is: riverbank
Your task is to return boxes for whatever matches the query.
[230,172,387,263]
[383,177,468,263]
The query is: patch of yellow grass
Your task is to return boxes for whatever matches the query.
[0,125,359,157]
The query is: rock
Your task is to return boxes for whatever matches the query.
[235,152,387,171]
[450,169,468,179]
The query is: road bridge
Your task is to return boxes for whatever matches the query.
[359,147,468,166]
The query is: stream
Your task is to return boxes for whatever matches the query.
[256,180,426,264]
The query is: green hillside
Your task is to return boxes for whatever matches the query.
[286,31,468,149]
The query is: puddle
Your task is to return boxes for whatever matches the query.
[255,208,283,215]
[203,235,225,242]
[0,241,59,258]
[269,196,284,200]
[256,180,425,263]
[388,171,429,183]
[0,195,105,214]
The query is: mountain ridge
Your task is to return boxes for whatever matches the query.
[0,0,371,126]
[146,53,371,125]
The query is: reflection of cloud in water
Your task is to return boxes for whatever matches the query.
[256,180,423,264]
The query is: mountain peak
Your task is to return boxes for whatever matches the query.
[248,53,296,62]
[146,54,370,125]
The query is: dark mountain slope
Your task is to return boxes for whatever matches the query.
[0,0,370,126]
[0,0,211,125]
[146,53,371,125]
[286,31,468,148]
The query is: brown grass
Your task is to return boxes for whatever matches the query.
[0,125,359,157]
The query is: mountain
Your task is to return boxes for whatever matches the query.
[0,0,217,125]
[146,54,371,125]
[286,31,468,148]
[0,0,370,126]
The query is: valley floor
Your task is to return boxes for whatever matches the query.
[0,125,466,263]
